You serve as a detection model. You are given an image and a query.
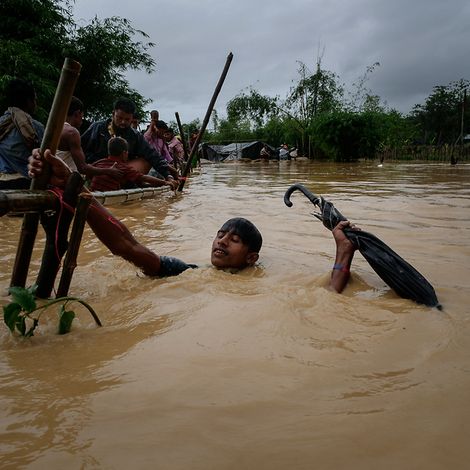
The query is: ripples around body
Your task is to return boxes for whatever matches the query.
[1,161,469,469]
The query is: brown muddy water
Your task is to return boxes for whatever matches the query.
[0,160,469,469]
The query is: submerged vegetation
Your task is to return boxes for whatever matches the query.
[3,285,101,337]
[0,0,468,161]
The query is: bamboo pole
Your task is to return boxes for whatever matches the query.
[0,190,57,217]
[56,192,92,297]
[10,58,81,288]
[178,52,234,192]
[175,112,190,163]
[35,172,84,299]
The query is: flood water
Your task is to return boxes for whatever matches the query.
[1,160,469,469]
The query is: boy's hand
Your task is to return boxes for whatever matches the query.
[166,177,178,191]
[332,220,358,254]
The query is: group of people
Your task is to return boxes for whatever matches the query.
[1,78,358,294]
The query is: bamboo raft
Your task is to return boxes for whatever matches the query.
[91,186,167,206]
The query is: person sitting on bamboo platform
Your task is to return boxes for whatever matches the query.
[144,119,174,165]
[80,98,179,189]
[0,78,44,189]
[164,128,185,170]
[57,97,125,181]
[90,137,174,192]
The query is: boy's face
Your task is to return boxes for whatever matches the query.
[211,228,259,269]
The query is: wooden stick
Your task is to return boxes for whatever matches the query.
[175,112,190,162]
[178,52,234,191]
[10,58,81,288]
[35,172,84,299]
[56,192,92,297]
[0,190,57,216]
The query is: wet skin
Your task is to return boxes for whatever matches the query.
[211,229,259,269]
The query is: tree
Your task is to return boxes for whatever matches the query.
[226,88,278,130]
[409,79,469,145]
[0,0,155,121]
[312,111,381,161]
[66,16,155,120]
[0,0,72,120]
[285,58,343,122]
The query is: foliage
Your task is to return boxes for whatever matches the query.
[409,79,469,145]
[344,62,385,113]
[66,16,155,120]
[227,88,278,129]
[312,111,382,161]
[3,285,101,337]
[285,59,343,122]
[0,0,72,121]
[0,0,155,122]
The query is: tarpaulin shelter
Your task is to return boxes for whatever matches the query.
[202,141,276,162]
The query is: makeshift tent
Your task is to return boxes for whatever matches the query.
[201,141,276,162]
[284,183,441,309]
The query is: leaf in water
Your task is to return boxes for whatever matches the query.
[16,315,26,336]
[58,305,75,335]
[3,303,22,332]
[25,318,39,337]
[9,286,36,313]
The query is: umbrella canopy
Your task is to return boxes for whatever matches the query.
[284,183,441,309]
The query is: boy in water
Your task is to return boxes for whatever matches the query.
[211,217,262,270]
[90,136,173,192]
[28,150,355,290]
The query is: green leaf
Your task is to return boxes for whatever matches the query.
[58,306,75,335]
[25,318,39,337]
[8,286,36,313]
[15,316,26,336]
[3,302,22,332]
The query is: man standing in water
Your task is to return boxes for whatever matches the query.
[28,151,356,290]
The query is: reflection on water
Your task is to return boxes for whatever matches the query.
[1,161,469,469]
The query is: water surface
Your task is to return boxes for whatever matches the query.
[1,161,469,469]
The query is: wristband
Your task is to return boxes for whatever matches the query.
[333,263,350,274]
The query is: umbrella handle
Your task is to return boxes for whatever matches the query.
[284,183,321,207]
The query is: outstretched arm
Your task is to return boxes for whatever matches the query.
[329,220,358,293]
[138,174,174,189]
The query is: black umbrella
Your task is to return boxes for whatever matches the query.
[284,183,441,309]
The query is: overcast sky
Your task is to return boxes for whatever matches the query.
[72,0,470,125]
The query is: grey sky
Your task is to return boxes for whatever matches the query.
[72,0,470,124]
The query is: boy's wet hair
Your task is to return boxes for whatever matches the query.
[220,218,262,253]
[108,136,128,156]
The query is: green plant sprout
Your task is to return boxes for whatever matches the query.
[3,285,102,337]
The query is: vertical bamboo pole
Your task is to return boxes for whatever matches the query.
[175,112,190,162]
[56,192,92,297]
[10,58,81,288]
[35,172,84,298]
[178,52,234,191]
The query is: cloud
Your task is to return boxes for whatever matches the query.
[72,0,470,122]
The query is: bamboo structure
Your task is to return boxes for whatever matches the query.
[35,173,84,298]
[56,193,92,297]
[0,190,57,216]
[175,112,190,163]
[11,58,81,288]
[178,52,234,191]
[91,186,167,205]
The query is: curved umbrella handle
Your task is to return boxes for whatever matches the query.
[283,183,321,207]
